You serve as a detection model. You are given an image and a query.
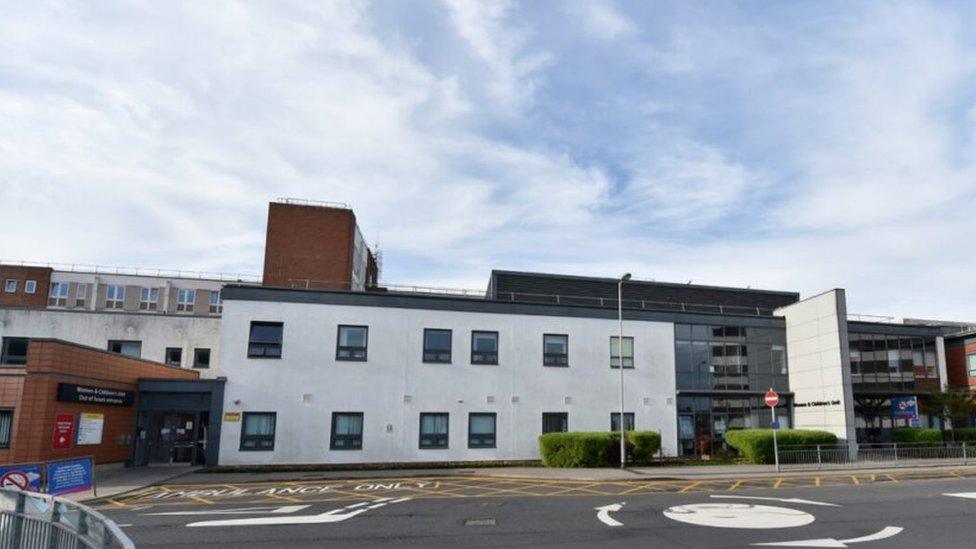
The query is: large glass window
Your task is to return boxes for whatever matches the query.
[610,336,634,369]
[209,291,222,314]
[674,324,788,392]
[240,412,276,451]
[107,340,142,358]
[542,412,568,434]
[471,331,499,365]
[543,334,569,366]
[968,353,976,378]
[0,409,11,448]
[3,279,16,293]
[468,413,496,448]
[419,413,449,448]
[0,338,28,365]
[48,282,69,306]
[336,325,368,361]
[176,288,196,312]
[330,412,364,450]
[610,413,635,431]
[105,285,125,309]
[193,348,211,369]
[165,347,182,367]
[139,287,159,310]
[423,329,452,363]
[248,321,283,358]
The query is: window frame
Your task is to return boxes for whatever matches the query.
[423,328,452,364]
[75,284,86,307]
[48,282,69,306]
[0,338,29,365]
[107,340,142,358]
[3,279,16,293]
[468,412,497,449]
[239,411,276,451]
[330,412,364,450]
[542,412,569,434]
[193,348,211,369]
[139,287,159,311]
[165,347,183,367]
[176,288,196,312]
[0,409,12,449]
[610,412,636,432]
[336,325,369,362]
[543,334,569,367]
[470,331,499,365]
[968,353,976,378]
[209,291,222,314]
[247,321,284,359]
[610,336,635,369]
[105,285,125,309]
[24,280,36,294]
[419,412,449,449]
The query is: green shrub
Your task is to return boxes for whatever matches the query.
[539,432,612,467]
[724,429,838,464]
[950,428,976,442]
[892,427,942,443]
[539,431,662,467]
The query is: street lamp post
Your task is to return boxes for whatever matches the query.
[618,272,631,469]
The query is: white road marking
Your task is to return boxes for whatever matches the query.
[186,498,411,527]
[710,495,841,507]
[663,503,815,529]
[594,503,625,527]
[751,526,903,547]
[148,505,311,517]
[945,492,976,500]
[115,524,132,528]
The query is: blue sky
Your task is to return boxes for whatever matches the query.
[1,1,975,319]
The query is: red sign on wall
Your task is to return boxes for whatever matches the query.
[52,413,75,449]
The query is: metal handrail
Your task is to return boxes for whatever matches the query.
[1,259,261,283]
[274,197,351,209]
[0,487,134,548]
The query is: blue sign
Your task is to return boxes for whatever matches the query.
[891,396,919,420]
[771,421,781,430]
[47,457,93,496]
[0,463,43,491]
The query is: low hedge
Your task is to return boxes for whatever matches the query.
[539,431,662,467]
[949,428,976,442]
[724,429,838,464]
[892,427,942,443]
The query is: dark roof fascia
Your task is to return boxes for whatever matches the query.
[846,321,951,337]
[138,377,226,392]
[222,285,787,328]
[489,269,801,299]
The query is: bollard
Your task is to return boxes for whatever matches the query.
[817,445,822,470]
[893,442,898,462]
[965,442,969,466]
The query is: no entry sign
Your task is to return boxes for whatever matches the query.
[765,390,779,408]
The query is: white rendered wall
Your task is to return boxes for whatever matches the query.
[218,299,678,465]
[775,290,856,442]
[0,308,221,376]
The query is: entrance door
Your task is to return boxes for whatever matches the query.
[150,412,198,464]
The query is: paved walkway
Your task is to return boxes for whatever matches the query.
[67,465,201,503]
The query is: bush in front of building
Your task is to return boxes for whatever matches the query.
[724,429,838,464]
[891,427,942,443]
[539,431,662,467]
[950,428,976,442]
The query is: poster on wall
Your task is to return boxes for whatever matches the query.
[47,457,93,496]
[76,413,105,445]
[52,413,75,449]
[891,396,919,420]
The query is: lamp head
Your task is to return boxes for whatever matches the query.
[621,273,632,281]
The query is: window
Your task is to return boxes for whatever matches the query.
[610,336,635,369]
[968,353,976,378]
[543,334,569,366]
[423,329,452,363]
[48,282,69,306]
[3,279,16,293]
[468,413,496,448]
[542,412,568,434]
[193,348,211,369]
[165,347,182,367]
[24,280,36,294]
[336,325,368,361]
[1,338,29,365]
[107,340,142,358]
[209,291,222,314]
[610,412,635,431]
[0,410,11,449]
[75,284,87,308]
[139,287,159,310]
[240,412,276,451]
[106,285,125,309]
[176,289,196,312]
[471,331,499,365]
[419,413,449,448]
[330,412,364,450]
[248,322,283,358]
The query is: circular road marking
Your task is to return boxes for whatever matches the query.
[663,503,815,529]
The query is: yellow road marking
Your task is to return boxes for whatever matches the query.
[773,478,783,489]
[851,475,860,486]
[885,474,899,482]
[678,481,702,493]
[187,496,214,505]
[107,499,125,507]
[728,480,744,491]
[815,477,821,487]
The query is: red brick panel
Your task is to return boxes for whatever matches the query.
[0,266,52,308]
[262,202,356,290]
[946,339,976,390]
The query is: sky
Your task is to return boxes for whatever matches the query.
[1,0,975,320]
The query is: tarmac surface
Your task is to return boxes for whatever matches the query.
[95,467,976,547]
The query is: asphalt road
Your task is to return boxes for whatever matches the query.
[98,473,976,548]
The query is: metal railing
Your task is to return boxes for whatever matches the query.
[0,487,133,549]
[1,259,261,283]
[778,442,973,471]
[495,291,775,316]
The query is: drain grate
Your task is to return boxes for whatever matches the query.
[464,518,497,527]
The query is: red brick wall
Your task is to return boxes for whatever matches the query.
[0,266,52,308]
[262,202,356,290]
[947,337,976,390]
[0,340,198,465]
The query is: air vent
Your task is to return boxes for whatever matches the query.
[486,396,496,404]
[302,393,313,404]
[404,395,413,403]
[643,397,651,406]
[511,396,520,404]
[564,396,572,405]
